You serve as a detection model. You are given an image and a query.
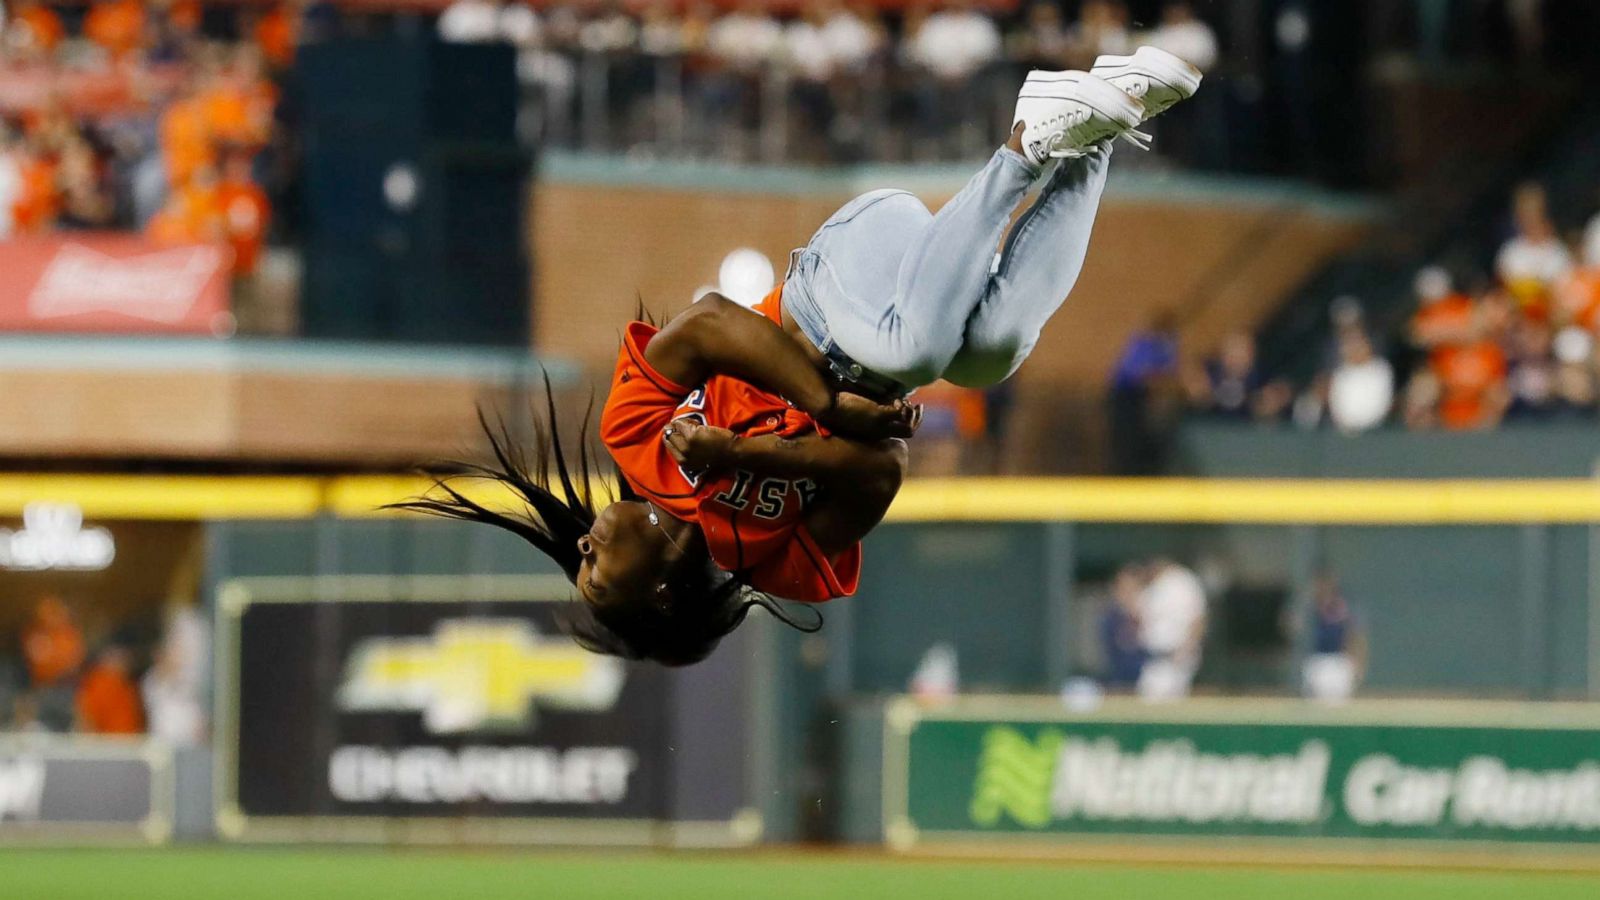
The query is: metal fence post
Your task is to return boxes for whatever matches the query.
[580,50,610,151]
[1520,523,1552,699]
[1287,524,1320,695]
[655,55,687,154]
[1043,521,1076,689]
[760,65,790,163]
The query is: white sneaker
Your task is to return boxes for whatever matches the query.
[1091,45,1203,121]
[1012,71,1147,166]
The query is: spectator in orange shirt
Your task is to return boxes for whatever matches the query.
[147,163,225,244]
[1433,337,1510,430]
[255,1,305,71]
[200,48,275,153]
[6,0,66,56]
[1408,266,1476,363]
[76,646,145,736]
[11,142,61,234]
[160,89,216,189]
[85,0,149,61]
[22,596,85,689]
[203,85,257,153]
[217,151,270,275]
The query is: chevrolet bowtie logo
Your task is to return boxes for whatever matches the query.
[335,619,625,734]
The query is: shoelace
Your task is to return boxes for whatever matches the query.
[1048,123,1153,158]
[1119,127,1154,151]
[1035,108,1089,159]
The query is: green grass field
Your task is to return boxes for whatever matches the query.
[3,848,1600,900]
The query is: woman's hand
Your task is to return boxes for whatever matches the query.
[822,392,923,441]
[663,419,738,472]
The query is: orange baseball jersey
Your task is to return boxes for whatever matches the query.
[599,288,860,602]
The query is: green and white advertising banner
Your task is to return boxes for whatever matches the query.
[883,698,1600,850]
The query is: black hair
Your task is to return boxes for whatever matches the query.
[385,383,818,667]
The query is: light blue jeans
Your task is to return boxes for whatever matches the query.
[783,145,1110,389]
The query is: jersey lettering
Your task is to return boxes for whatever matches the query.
[602,315,861,601]
[713,470,754,510]
[714,472,801,520]
[795,478,819,508]
[754,478,787,519]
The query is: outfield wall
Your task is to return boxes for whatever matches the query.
[839,518,1593,698]
[204,522,770,847]
[1175,422,1600,479]
[834,696,1600,859]
[4,475,1600,849]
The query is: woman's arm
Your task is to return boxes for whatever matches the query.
[642,293,916,440]
[798,438,907,555]
[665,419,907,555]
[663,419,909,488]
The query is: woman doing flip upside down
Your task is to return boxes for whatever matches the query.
[398,47,1202,666]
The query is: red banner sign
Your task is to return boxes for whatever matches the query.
[0,235,233,335]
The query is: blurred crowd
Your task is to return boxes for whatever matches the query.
[1395,182,1600,430]
[2,0,1575,233]
[0,0,1222,260]
[1107,179,1600,458]
[0,0,287,277]
[1107,311,1396,453]
[442,0,1220,163]
[1276,180,1600,433]
[1,595,207,744]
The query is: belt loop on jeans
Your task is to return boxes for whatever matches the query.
[785,247,804,281]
